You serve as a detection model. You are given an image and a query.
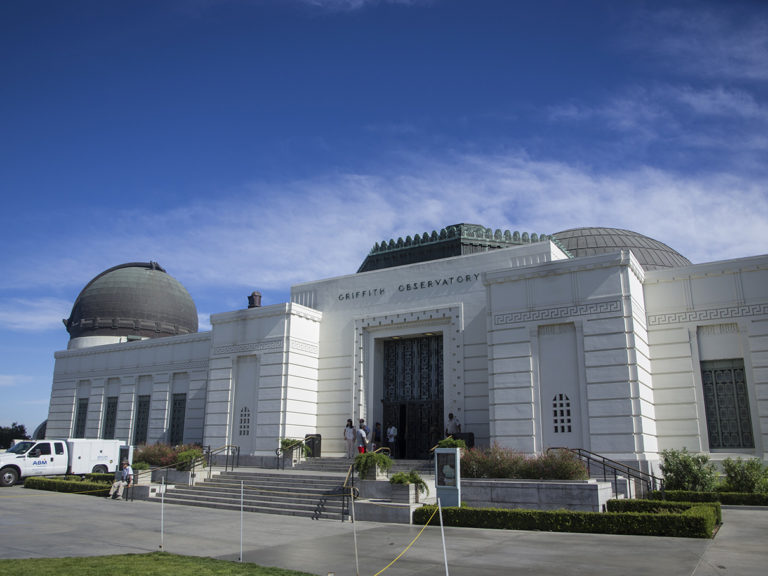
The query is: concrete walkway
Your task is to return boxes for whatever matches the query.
[0,487,766,575]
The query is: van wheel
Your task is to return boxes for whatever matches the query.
[1,467,19,487]
[92,465,108,474]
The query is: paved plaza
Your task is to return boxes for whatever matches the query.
[1,487,766,575]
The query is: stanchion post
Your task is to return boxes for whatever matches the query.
[240,480,244,562]
[438,498,449,576]
[351,486,360,576]
[160,477,165,551]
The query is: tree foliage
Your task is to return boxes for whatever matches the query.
[0,422,29,449]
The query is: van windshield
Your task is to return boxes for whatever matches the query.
[7,441,35,454]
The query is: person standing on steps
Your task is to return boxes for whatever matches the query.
[356,423,369,454]
[343,419,356,458]
[386,422,398,458]
[445,412,461,436]
[372,422,383,451]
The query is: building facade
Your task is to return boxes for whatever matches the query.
[47,225,768,471]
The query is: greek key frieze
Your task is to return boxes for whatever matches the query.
[648,303,768,326]
[289,339,319,355]
[213,338,283,355]
[494,299,622,326]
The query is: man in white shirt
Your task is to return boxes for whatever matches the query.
[445,412,461,436]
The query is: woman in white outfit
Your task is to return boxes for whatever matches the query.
[343,419,356,458]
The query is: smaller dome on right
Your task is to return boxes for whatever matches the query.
[552,227,692,271]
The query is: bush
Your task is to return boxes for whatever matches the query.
[460,445,588,480]
[280,438,310,458]
[354,451,392,478]
[437,437,466,449]
[721,457,768,493]
[134,443,177,467]
[24,477,110,497]
[174,448,204,471]
[653,489,768,506]
[390,470,429,496]
[133,443,205,470]
[659,448,718,491]
[413,503,717,538]
[607,499,721,524]
[526,449,589,480]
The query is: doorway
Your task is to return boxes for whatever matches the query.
[380,334,443,459]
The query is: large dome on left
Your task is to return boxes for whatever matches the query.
[64,262,198,345]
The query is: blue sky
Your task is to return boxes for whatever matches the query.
[1,0,767,430]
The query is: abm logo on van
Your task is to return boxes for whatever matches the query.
[32,460,48,466]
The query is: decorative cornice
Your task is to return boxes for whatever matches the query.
[55,332,211,359]
[53,359,209,380]
[648,303,768,326]
[485,250,643,285]
[368,224,550,256]
[494,299,623,326]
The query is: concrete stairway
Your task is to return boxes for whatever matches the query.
[293,456,434,476]
[158,468,350,520]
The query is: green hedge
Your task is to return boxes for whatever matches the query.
[607,499,721,524]
[24,477,110,497]
[413,504,717,538]
[83,473,115,484]
[652,490,768,506]
[718,492,768,506]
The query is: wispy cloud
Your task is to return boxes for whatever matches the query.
[4,151,767,316]
[631,6,768,81]
[0,298,72,333]
[0,374,34,388]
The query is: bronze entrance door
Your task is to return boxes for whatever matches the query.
[381,335,443,459]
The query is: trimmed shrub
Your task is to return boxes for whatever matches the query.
[607,499,721,524]
[718,492,768,506]
[659,448,718,491]
[721,457,768,493]
[413,503,717,538]
[24,477,110,497]
[83,473,115,484]
[652,489,719,502]
[651,489,768,507]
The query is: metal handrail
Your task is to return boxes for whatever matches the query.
[547,447,664,499]
[204,444,240,477]
[275,437,310,470]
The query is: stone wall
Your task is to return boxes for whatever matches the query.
[461,479,613,513]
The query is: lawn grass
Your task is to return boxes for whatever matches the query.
[0,551,317,575]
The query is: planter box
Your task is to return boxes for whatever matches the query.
[391,483,419,504]
[151,469,198,485]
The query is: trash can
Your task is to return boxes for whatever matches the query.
[305,434,321,458]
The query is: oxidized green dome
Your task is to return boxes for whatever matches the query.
[64,262,198,340]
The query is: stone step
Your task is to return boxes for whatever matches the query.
[156,468,351,521]
[159,493,347,520]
